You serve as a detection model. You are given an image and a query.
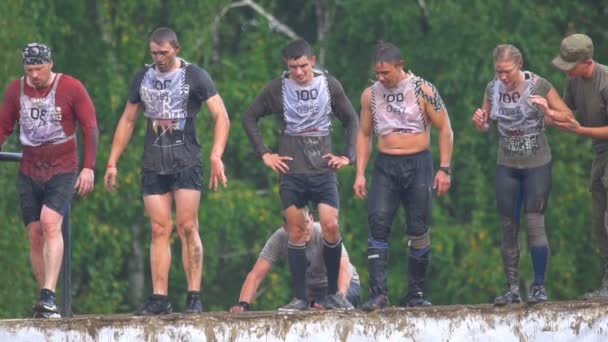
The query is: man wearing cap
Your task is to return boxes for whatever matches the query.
[0,43,99,318]
[552,33,608,300]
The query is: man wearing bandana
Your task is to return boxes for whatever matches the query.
[104,27,230,315]
[242,39,358,311]
[0,42,99,318]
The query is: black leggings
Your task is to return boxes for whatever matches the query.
[495,162,551,287]
[495,162,552,220]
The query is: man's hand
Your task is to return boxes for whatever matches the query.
[75,168,95,196]
[433,170,451,196]
[262,153,293,173]
[353,175,367,199]
[209,155,228,191]
[553,117,582,133]
[104,166,118,193]
[323,154,350,170]
[229,302,249,313]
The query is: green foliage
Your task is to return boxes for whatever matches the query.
[0,0,606,318]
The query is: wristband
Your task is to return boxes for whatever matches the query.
[238,301,250,311]
[438,166,451,176]
[106,164,116,169]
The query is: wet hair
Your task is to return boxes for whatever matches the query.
[149,27,180,49]
[372,41,403,65]
[493,44,523,66]
[282,39,313,60]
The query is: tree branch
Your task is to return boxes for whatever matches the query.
[211,0,300,64]
[315,0,336,66]
[416,0,431,32]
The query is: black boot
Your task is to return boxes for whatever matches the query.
[403,247,432,307]
[361,247,390,310]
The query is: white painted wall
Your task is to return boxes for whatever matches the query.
[1,301,606,342]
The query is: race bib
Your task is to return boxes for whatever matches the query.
[501,134,540,155]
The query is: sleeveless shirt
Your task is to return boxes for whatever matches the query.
[371,74,427,136]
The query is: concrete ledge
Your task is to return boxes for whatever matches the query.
[1,301,607,341]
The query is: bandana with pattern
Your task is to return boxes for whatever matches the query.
[22,43,52,65]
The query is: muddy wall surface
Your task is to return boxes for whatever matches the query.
[1,301,607,341]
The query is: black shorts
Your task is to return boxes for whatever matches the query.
[18,172,77,226]
[279,172,339,210]
[141,164,203,196]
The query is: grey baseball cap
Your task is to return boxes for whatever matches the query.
[552,34,594,71]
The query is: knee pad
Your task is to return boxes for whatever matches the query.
[408,231,430,250]
[368,236,389,249]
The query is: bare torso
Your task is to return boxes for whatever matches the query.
[377,129,431,155]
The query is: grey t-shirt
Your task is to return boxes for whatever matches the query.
[485,72,553,168]
[128,59,217,174]
[241,71,358,174]
[259,222,360,300]
[564,63,608,155]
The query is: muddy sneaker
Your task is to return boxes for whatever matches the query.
[32,289,61,318]
[527,284,547,304]
[183,292,203,314]
[361,294,389,311]
[581,285,608,300]
[33,310,61,319]
[325,293,354,310]
[278,297,309,312]
[494,287,522,306]
[402,292,432,307]
[135,295,173,315]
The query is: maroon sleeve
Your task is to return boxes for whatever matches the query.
[0,80,21,147]
[70,78,99,170]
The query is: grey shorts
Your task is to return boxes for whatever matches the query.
[18,171,76,226]
[141,164,203,195]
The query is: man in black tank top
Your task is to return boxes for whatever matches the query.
[242,39,358,311]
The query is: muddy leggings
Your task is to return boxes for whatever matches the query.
[495,162,551,288]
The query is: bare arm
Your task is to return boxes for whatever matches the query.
[104,101,142,192]
[206,94,231,191]
[353,88,373,199]
[422,82,453,196]
[551,86,608,138]
[472,95,491,132]
[530,87,574,125]
[230,258,273,312]
[557,122,608,139]
[337,255,353,296]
